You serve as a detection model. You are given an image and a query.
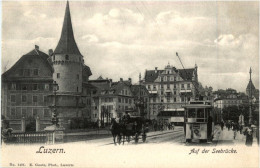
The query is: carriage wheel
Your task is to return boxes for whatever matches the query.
[135,133,139,143]
[142,134,146,142]
[117,135,121,145]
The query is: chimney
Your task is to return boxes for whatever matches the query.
[128,78,132,84]
[155,67,158,73]
[120,78,123,82]
[35,45,39,50]
[48,49,53,56]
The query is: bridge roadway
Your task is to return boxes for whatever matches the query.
[68,125,227,146]
[77,126,186,146]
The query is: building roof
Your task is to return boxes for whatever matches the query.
[144,67,195,83]
[144,70,163,83]
[178,68,195,80]
[2,47,52,79]
[54,1,81,55]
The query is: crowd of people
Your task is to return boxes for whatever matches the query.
[221,120,258,146]
[152,121,174,131]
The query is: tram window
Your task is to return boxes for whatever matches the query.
[187,108,196,118]
[197,108,204,118]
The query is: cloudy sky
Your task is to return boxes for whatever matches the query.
[2,1,259,92]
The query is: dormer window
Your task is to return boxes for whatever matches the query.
[65,55,69,61]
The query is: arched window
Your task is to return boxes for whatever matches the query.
[65,55,69,61]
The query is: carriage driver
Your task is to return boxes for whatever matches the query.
[122,111,131,124]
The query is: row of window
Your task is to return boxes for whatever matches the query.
[18,69,39,77]
[10,94,48,103]
[8,107,50,119]
[147,83,191,90]
[53,55,81,62]
[56,73,80,80]
[118,105,129,111]
[118,97,132,104]
[159,76,178,82]
[151,97,191,103]
[8,83,52,91]
[119,89,129,96]
[101,98,113,103]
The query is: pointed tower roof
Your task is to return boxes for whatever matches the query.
[247,80,256,91]
[54,1,81,55]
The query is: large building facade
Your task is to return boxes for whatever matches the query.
[1,46,54,131]
[1,2,92,131]
[143,63,199,120]
[213,89,243,110]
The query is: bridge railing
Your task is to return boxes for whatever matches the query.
[3,131,55,145]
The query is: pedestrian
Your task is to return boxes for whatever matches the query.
[221,121,224,131]
[232,123,238,139]
[244,125,253,146]
[239,125,243,134]
[227,123,230,131]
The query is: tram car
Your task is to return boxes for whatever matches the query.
[183,101,214,143]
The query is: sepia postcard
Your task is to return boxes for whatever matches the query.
[1,1,259,168]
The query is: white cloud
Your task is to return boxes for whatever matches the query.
[81,34,99,43]
[214,34,243,48]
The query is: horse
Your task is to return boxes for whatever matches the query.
[110,118,122,145]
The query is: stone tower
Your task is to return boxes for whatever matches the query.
[52,1,83,94]
[48,1,92,129]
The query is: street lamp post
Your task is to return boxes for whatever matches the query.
[51,81,59,126]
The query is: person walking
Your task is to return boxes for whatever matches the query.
[221,121,224,131]
[232,122,238,139]
[244,125,253,146]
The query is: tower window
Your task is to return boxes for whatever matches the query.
[33,69,39,76]
[77,87,78,92]
[57,73,60,78]
[65,55,69,61]
[77,74,79,79]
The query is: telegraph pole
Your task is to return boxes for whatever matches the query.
[249,67,252,125]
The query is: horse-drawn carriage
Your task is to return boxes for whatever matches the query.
[110,115,148,145]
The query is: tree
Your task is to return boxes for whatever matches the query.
[222,104,258,125]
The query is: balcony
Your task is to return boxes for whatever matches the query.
[180,88,192,93]
[149,90,158,94]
